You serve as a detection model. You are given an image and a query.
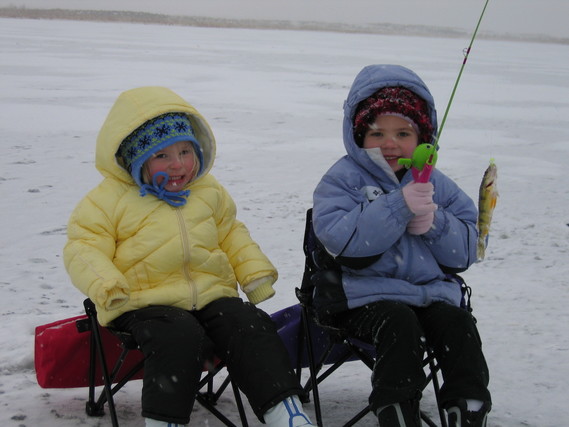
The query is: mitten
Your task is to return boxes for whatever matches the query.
[244,276,276,305]
[402,181,437,216]
[96,280,130,310]
[407,212,435,235]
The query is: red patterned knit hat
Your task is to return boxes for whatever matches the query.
[353,86,433,146]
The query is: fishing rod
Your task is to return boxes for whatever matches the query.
[399,0,491,182]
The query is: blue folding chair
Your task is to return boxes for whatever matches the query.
[272,209,463,427]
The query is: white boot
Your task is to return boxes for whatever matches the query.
[263,395,316,427]
[145,418,187,427]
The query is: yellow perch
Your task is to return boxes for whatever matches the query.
[477,160,498,261]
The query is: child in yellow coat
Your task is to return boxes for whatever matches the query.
[64,86,314,427]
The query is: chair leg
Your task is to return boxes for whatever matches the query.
[420,411,439,427]
[299,306,324,427]
[296,313,306,388]
[84,300,120,427]
[196,393,239,427]
[230,378,249,427]
[90,347,129,413]
[299,309,372,427]
[343,405,370,427]
[427,349,447,427]
[196,363,249,427]
[85,325,104,417]
[194,377,247,427]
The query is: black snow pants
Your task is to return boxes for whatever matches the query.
[112,297,303,424]
[331,300,491,413]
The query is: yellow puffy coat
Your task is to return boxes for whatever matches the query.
[64,87,277,326]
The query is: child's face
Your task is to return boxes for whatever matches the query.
[362,115,419,172]
[143,141,199,191]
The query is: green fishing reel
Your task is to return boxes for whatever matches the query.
[398,144,438,170]
[398,144,438,182]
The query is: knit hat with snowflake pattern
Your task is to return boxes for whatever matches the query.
[117,112,204,206]
[353,86,434,146]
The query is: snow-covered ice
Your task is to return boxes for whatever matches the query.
[1,3,569,426]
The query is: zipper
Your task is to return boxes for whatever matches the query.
[175,209,197,310]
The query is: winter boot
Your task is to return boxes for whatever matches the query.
[263,395,316,427]
[145,418,187,427]
[446,399,491,427]
[376,400,421,427]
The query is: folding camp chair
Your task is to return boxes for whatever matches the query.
[76,298,249,427]
[292,295,446,427]
[293,208,475,427]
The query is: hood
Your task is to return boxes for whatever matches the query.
[96,86,216,186]
[342,65,438,186]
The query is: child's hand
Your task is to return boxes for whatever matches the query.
[244,276,276,304]
[407,212,434,235]
[402,182,437,216]
[97,280,130,310]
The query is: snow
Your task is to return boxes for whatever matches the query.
[1,3,569,426]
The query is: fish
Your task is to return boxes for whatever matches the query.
[476,159,498,261]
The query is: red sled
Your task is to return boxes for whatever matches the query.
[34,313,144,389]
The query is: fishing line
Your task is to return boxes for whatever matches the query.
[434,0,491,149]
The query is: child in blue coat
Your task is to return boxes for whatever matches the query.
[311,65,491,427]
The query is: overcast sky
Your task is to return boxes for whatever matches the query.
[1,0,568,40]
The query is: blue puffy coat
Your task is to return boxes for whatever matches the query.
[312,64,478,316]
